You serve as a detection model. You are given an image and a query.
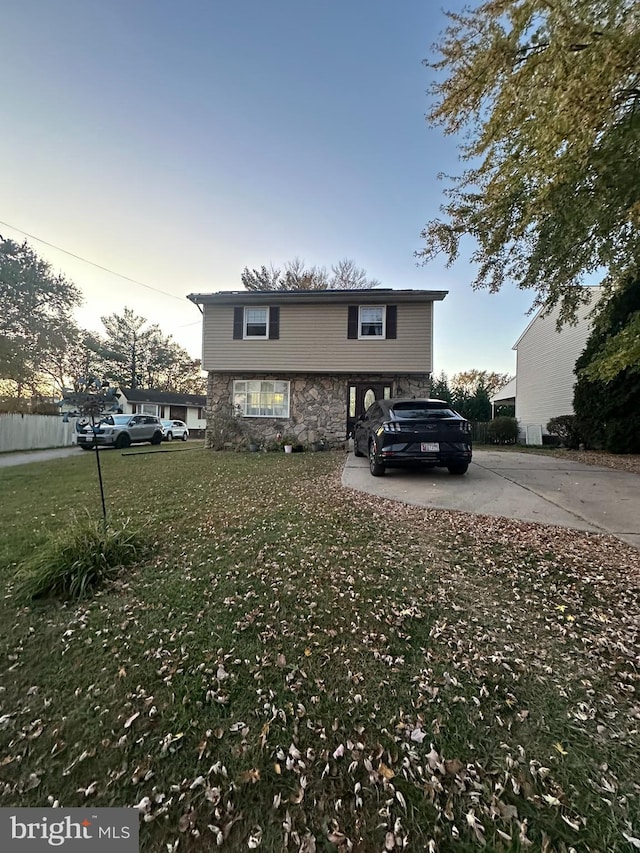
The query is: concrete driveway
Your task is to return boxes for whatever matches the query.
[343,448,640,549]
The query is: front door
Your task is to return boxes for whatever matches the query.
[346,382,390,438]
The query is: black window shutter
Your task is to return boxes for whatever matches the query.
[233,307,243,339]
[269,306,280,339]
[347,305,358,339]
[386,305,397,339]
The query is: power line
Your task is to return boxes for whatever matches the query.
[0,219,188,303]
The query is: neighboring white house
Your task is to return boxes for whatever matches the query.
[511,287,603,443]
[118,388,207,433]
[489,376,516,418]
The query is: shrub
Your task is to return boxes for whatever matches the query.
[573,272,640,450]
[546,415,581,449]
[13,516,148,603]
[542,434,562,446]
[604,415,640,454]
[206,404,249,450]
[487,416,519,444]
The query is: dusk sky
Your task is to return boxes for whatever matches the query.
[2,0,546,378]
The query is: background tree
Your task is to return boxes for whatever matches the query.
[573,272,640,453]
[93,308,205,394]
[450,370,512,399]
[241,257,379,291]
[430,370,453,405]
[240,264,285,291]
[419,0,640,353]
[0,236,82,396]
[330,258,381,289]
[462,376,492,422]
[39,328,105,395]
[433,369,509,420]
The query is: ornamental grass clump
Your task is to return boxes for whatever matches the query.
[13,516,148,603]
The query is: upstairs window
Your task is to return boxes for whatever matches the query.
[359,306,385,338]
[347,305,397,339]
[244,307,268,338]
[233,306,280,340]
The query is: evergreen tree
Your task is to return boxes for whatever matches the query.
[430,370,453,405]
[573,274,640,452]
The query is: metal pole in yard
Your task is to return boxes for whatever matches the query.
[91,413,108,531]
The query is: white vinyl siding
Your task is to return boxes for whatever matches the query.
[514,289,602,435]
[202,302,433,373]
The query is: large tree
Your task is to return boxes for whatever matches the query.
[0,237,82,396]
[93,308,205,394]
[419,0,640,332]
[241,257,380,291]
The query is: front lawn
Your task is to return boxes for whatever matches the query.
[0,448,638,851]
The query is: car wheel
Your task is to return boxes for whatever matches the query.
[115,433,131,449]
[448,463,469,475]
[182,432,188,441]
[353,435,364,457]
[151,431,163,445]
[369,440,385,476]
[165,431,173,441]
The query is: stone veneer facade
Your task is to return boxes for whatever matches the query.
[206,372,430,448]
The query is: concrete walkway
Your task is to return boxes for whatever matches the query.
[0,447,81,468]
[343,448,640,550]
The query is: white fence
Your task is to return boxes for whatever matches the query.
[0,413,77,453]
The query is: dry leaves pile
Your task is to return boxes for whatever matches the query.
[525,449,640,477]
[0,450,638,852]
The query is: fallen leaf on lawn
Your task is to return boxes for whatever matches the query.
[248,825,263,848]
[240,768,261,784]
[561,815,581,832]
[124,712,140,729]
[378,763,395,780]
[444,758,464,776]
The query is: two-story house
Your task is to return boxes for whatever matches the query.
[187,288,447,446]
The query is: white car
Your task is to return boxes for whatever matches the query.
[161,419,189,441]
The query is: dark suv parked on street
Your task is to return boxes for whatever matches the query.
[352,398,472,476]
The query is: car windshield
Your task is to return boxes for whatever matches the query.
[100,415,131,426]
[391,403,459,420]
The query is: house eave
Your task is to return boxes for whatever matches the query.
[205,369,431,376]
[187,288,448,307]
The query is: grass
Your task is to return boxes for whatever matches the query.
[12,514,148,602]
[0,446,638,852]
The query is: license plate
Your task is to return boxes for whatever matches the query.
[421,442,439,452]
